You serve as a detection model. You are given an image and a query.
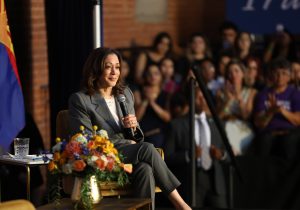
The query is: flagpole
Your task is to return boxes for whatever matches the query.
[92,0,102,48]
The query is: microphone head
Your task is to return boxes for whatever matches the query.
[117,94,126,103]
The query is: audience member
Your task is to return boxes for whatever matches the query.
[244,56,265,90]
[216,59,257,155]
[134,64,171,148]
[135,32,173,85]
[164,87,228,209]
[177,33,212,81]
[169,92,189,119]
[215,52,232,91]
[199,58,220,97]
[291,60,300,89]
[234,31,256,62]
[263,28,299,64]
[215,21,239,57]
[253,57,300,161]
[160,57,180,94]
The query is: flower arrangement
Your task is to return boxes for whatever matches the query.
[48,125,132,209]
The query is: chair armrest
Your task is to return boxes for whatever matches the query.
[156,148,164,160]
[0,199,35,210]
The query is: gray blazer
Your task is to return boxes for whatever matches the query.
[68,87,144,147]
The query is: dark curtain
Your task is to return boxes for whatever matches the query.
[45,0,93,143]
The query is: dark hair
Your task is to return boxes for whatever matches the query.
[199,57,214,66]
[189,32,212,58]
[269,57,291,72]
[159,56,176,68]
[225,58,247,80]
[234,31,254,55]
[152,32,173,55]
[219,21,239,34]
[170,92,188,108]
[244,56,262,76]
[142,64,162,86]
[218,50,234,59]
[81,47,125,95]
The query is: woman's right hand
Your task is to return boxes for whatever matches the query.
[122,114,138,130]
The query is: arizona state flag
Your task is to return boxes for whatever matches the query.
[0,0,25,152]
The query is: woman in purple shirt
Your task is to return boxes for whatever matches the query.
[253,57,300,160]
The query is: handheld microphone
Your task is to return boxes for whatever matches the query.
[117,94,135,138]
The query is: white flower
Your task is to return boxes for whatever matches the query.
[87,155,99,167]
[74,134,88,144]
[62,163,72,174]
[100,155,108,167]
[99,129,108,139]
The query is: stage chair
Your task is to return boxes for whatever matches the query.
[56,109,162,197]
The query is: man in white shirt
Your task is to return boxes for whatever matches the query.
[164,87,228,208]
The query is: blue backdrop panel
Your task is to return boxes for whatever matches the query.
[227,0,300,34]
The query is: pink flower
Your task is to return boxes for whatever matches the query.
[106,156,115,171]
[65,141,82,157]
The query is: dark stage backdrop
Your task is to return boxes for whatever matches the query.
[45,0,93,143]
[233,156,300,209]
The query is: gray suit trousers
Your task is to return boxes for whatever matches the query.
[117,142,181,210]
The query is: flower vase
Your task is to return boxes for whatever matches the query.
[71,175,102,206]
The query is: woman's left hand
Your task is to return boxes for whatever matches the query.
[122,114,138,129]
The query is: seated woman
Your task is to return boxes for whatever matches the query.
[244,56,265,91]
[253,57,300,161]
[216,59,257,155]
[134,64,171,148]
[68,47,191,210]
[177,32,213,83]
[160,57,180,95]
[135,32,173,85]
[233,31,256,62]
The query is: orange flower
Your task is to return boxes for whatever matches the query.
[95,157,107,171]
[48,161,57,172]
[73,160,86,172]
[53,152,61,161]
[87,141,95,150]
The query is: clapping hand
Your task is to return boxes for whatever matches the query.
[210,145,224,160]
[224,81,236,101]
[266,93,282,113]
[195,145,202,159]
[143,87,158,103]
